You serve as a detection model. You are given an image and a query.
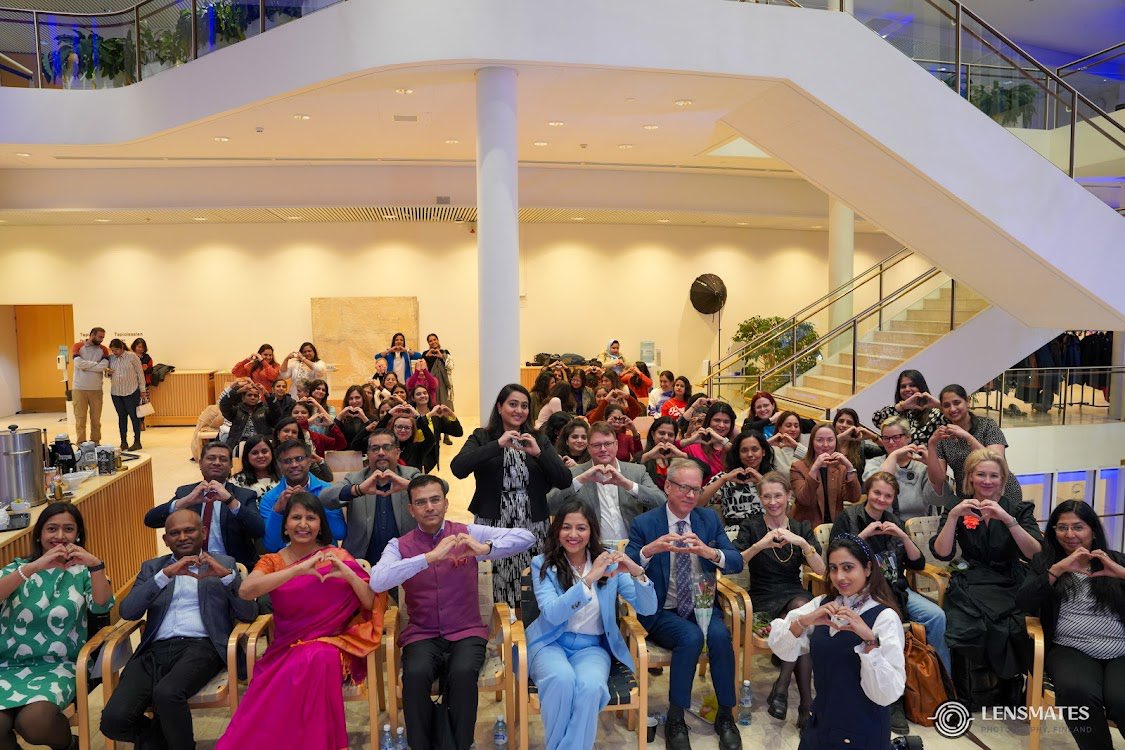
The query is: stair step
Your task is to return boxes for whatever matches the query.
[931,285,983,300]
[856,341,926,359]
[868,330,942,347]
[819,362,886,383]
[775,386,839,414]
[800,374,861,396]
[888,319,953,334]
[838,352,902,371]
[920,298,990,313]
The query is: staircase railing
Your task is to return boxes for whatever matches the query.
[704,247,916,380]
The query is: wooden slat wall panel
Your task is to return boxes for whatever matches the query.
[213,370,235,398]
[148,371,215,426]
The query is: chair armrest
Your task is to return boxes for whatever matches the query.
[491,603,512,660]
[910,566,949,607]
[618,614,649,677]
[1026,616,1046,713]
[244,615,273,681]
[383,605,399,679]
[227,619,253,679]
[102,619,145,689]
[717,577,751,623]
[803,565,827,596]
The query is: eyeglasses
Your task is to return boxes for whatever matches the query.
[1053,523,1089,534]
[368,444,396,453]
[881,433,908,442]
[589,441,617,451]
[666,478,703,496]
[279,455,308,466]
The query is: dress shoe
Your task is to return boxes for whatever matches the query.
[129,441,142,451]
[766,687,788,720]
[796,705,812,731]
[714,713,742,750]
[119,440,129,450]
[442,435,453,445]
[664,715,691,750]
[890,698,909,735]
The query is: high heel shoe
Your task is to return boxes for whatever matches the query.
[767,687,788,720]
[796,705,812,731]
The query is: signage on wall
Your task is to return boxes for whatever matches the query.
[639,340,656,366]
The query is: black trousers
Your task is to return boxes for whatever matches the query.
[401,636,487,750]
[1046,645,1125,750]
[111,389,142,443]
[99,637,223,750]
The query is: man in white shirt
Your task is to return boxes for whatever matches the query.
[72,327,108,444]
[547,421,666,541]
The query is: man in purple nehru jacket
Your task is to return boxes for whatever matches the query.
[370,474,533,750]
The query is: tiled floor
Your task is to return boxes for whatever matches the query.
[5,409,1120,750]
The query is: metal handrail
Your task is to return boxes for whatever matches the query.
[1056,42,1125,78]
[708,374,832,419]
[987,365,1125,429]
[752,267,946,395]
[704,247,916,379]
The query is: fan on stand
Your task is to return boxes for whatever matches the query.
[691,273,729,376]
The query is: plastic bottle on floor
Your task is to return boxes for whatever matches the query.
[493,715,508,748]
[738,680,753,726]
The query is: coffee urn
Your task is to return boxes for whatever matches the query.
[0,426,47,507]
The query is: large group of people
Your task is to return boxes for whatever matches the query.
[7,340,1118,750]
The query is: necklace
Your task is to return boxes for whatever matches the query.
[766,518,794,563]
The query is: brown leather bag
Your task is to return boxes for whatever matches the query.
[903,621,955,726]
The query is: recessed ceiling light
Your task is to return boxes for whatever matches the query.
[95,218,110,223]
[444,139,460,145]
[285,215,303,221]
[625,97,636,103]
[674,99,693,107]
[533,141,549,147]
[572,217,586,221]
[293,114,311,121]
[213,136,229,143]
[736,222,748,226]
[548,121,565,127]
[0,219,6,223]
[394,88,413,95]
[192,217,208,222]
[642,124,659,131]
[618,143,634,149]
[14,152,31,157]
[657,219,670,223]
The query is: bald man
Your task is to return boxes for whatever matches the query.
[101,510,257,750]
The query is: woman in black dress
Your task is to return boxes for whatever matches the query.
[734,471,824,727]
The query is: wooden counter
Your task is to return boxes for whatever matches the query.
[148,370,216,426]
[0,457,156,612]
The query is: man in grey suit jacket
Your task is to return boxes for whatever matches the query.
[547,421,666,540]
[321,428,420,564]
[101,509,257,750]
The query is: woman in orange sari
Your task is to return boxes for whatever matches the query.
[218,492,384,750]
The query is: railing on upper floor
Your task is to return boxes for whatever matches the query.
[974,365,1125,429]
[1057,43,1125,116]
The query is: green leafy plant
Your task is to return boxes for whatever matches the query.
[139,11,192,68]
[40,28,136,87]
[730,315,821,393]
[970,81,1039,126]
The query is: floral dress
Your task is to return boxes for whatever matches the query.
[0,560,114,709]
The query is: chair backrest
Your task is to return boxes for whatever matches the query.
[356,558,372,573]
[236,562,249,579]
[814,523,833,549]
[632,416,654,442]
[196,404,223,431]
[520,567,541,628]
[326,450,365,475]
[905,515,950,563]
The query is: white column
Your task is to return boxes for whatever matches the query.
[475,66,520,413]
[827,196,855,345]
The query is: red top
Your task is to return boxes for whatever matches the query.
[232,357,282,389]
[622,371,653,400]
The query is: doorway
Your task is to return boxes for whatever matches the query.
[14,304,74,412]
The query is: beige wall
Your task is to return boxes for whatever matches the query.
[0,306,18,417]
[0,222,900,417]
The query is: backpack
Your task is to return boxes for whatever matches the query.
[903,621,955,726]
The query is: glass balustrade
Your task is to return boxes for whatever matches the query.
[972,365,1125,429]
[37,10,137,89]
[1058,44,1125,116]
[0,9,35,87]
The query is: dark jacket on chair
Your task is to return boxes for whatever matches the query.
[145,482,264,569]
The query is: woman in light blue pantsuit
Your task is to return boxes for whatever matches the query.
[527,500,657,750]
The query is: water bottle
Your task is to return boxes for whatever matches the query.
[738,680,753,726]
[380,723,393,750]
[395,726,407,750]
[493,715,508,748]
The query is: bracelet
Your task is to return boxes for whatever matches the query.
[17,565,29,582]
[1005,520,1019,529]
[1047,570,1059,583]
[88,561,106,573]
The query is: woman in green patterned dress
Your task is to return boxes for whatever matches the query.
[0,503,113,750]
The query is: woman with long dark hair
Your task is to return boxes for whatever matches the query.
[530,371,556,418]
[660,376,691,419]
[280,342,327,385]
[568,370,596,417]
[926,383,1023,502]
[232,436,280,499]
[375,332,422,387]
[639,416,687,490]
[131,337,153,432]
[335,385,375,450]
[790,423,861,528]
[451,384,571,606]
[832,408,883,477]
[555,418,591,469]
[621,361,653,401]
[1016,501,1125,750]
[232,344,280,390]
[0,503,113,750]
[769,534,905,746]
[535,382,578,430]
[526,500,656,750]
[735,472,823,727]
[872,369,943,445]
[682,401,736,480]
[699,430,776,530]
[107,338,147,450]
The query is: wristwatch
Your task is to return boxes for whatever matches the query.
[863,635,880,649]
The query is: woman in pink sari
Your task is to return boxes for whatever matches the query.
[219,492,385,750]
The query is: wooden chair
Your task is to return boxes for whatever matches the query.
[68,619,119,750]
[100,563,254,750]
[190,405,224,462]
[802,524,833,597]
[514,568,649,750]
[1026,616,1052,750]
[904,515,952,606]
[242,557,387,745]
[383,560,516,744]
[325,450,365,476]
[715,577,756,685]
[632,416,654,442]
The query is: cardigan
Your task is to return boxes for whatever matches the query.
[450,428,571,522]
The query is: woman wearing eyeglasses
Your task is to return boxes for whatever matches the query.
[866,416,947,522]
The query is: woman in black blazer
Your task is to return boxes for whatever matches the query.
[450,383,570,607]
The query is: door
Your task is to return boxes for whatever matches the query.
[15,304,74,412]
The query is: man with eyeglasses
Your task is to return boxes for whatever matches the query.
[259,439,346,552]
[371,475,534,750]
[868,416,949,520]
[321,428,421,565]
[627,458,744,750]
[547,421,666,541]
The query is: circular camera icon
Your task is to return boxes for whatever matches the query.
[930,700,972,738]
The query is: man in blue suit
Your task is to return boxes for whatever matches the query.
[102,509,257,750]
[627,458,744,750]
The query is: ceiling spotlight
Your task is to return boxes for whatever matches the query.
[394,88,414,95]
[192,217,207,222]
[674,99,693,107]
[657,219,670,223]
[618,143,634,149]
[293,114,311,121]
[95,218,110,223]
[572,217,586,221]
[736,221,749,226]
[642,124,659,130]
[812,225,824,229]
[548,121,565,127]
[14,152,31,157]
[213,136,230,143]
[285,215,303,221]
[444,139,460,144]
[533,141,549,147]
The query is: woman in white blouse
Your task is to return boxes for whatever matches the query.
[768,533,905,746]
[280,342,327,384]
[107,338,148,450]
